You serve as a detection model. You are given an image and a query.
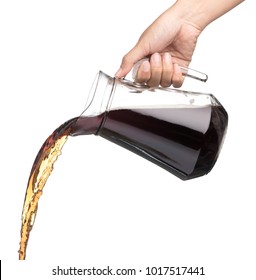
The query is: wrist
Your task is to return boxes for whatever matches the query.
[172,0,212,30]
[173,0,245,30]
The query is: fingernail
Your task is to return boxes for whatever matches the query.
[151,53,161,65]
[163,52,172,62]
[142,61,150,72]
[115,68,123,78]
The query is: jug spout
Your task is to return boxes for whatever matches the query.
[70,71,115,136]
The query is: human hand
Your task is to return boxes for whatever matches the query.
[115,6,202,88]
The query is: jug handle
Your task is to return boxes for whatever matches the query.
[131,58,208,83]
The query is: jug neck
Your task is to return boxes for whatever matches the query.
[80,71,115,118]
[70,71,116,136]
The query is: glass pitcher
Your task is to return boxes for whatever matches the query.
[71,70,228,180]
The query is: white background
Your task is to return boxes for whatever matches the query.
[0,0,255,279]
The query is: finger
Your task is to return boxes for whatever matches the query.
[147,53,162,88]
[160,52,173,88]
[132,58,150,80]
[172,63,184,88]
[115,45,146,78]
[134,60,151,84]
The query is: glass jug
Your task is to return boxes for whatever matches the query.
[71,70,228,180]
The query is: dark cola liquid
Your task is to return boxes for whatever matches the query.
[19,103,227,259]
[72,105,228,180]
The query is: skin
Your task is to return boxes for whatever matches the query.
[115,0,245,88]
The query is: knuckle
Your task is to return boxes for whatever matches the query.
[173,78,183,88]
[122,54,130,65]
[148,78,159,88]
[160,80,172,88]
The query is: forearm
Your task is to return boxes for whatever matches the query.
[173,0,245,30]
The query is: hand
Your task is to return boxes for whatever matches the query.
[115,6,202,88]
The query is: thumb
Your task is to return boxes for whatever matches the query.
[115,45,146,78]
